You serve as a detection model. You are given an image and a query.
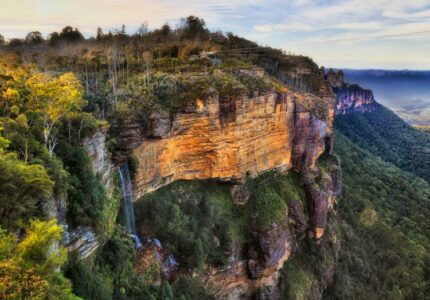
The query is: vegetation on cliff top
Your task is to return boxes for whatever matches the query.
[0,16,330,127]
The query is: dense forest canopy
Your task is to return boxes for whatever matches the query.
[325,132,430,299]
[335,105,430,182]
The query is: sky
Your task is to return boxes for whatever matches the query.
[1,0,430,69]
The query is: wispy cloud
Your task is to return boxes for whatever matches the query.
[0,0,429,69]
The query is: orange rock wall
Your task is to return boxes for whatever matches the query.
[132,92,334,200]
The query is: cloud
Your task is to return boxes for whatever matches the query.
[254,22,314,33]
[335,22,384,30]
[0,0,262,37]
[1,0,430,68]
[383,8,430,20]
[254,24,273,33]
[254,21,385,34]
[292,21,430,44]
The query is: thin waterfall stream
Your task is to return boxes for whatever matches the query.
[117,163,142,249]
[117,162,178,273]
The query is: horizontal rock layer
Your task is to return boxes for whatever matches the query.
[132,92,334,200]
[123,90,339,299]
[334,83,378,115]
[326,69,378,115]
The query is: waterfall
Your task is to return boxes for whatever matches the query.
[117,163,178,274]
[117,163,142,249]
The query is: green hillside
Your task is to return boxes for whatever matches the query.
[324,130,430,299]
[335,105,430,182]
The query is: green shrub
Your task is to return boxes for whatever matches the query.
[173,276,215,300]
[134,181,238,269]
[65,262,111,300]
[246,171,306,228]
[56,142,118,234]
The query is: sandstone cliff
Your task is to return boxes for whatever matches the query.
[131,91,334,199]
[118,84,340,298]
[326,69,378,115]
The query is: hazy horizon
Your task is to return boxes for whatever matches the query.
[343,69,430,125]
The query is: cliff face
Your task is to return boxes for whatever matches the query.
[122,88,340,298]
[326,69,378,115]
[60,129,116,260]
[205,217,294,299]
[334,84,377,114]
[83,129,115,198]
[131,91,334,200]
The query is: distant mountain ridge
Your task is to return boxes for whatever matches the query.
[325,68,430,182]
[326,69,378,115]
[342,69,430,78]
[336,68,430,125]
[327,76,430,298]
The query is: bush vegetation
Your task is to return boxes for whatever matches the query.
[245,170,306,228]
[335,105,430,182]
[135,180,240,269]
[0,219,80,299]
[323,132,430,299]
[0,57,117,298]
[66,225,215,300]
[133,170,306,272]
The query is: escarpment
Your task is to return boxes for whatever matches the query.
[326,69,378,115]
[117,84,341,298]
[130,91,334,199]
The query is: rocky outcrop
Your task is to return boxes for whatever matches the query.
[59,128,116,260]
[248,220,293,298]
[231,184,250,205]
[303,156,342,239]
[288,200,308,233]
[325,69,344,88]
[131,91,334,199]
[134,238,178,284]
[63,226,100,260]
[204,161,341,299]
[292,98,334,172]
[326,69,378,115]
[334,83,377,114]
[205,221,292,300]
[83,128,115,197]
